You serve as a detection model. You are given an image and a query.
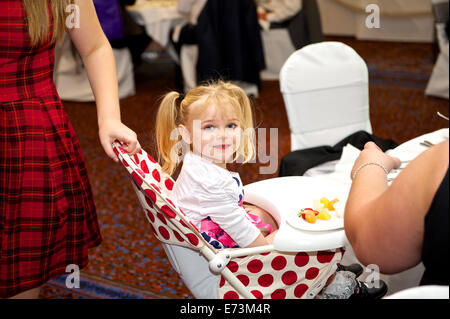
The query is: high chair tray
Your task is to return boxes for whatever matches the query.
[286,211,344,232]
[244,176,351,252]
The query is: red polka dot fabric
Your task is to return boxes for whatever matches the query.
[218,249,344,299]
[113,143,345,299]
[112,143,205,250]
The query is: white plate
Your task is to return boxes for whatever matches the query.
[286,207,344,231]
[285,192,347,232]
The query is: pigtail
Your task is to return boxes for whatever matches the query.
[155,92,183,175]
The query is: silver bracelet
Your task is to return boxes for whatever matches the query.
[352,162,389,180]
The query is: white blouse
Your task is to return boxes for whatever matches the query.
[172,152,261,247]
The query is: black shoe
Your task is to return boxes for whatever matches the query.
[349,280,388,299]
[336,263,364,278]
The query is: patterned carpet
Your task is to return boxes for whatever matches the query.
[39,36,448,299]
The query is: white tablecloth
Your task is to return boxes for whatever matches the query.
[318,0,434,42]
[126,0,185,47]
[323,128,450,184]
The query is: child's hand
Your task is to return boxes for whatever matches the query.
[98,119,141,162]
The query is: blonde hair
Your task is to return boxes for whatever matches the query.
[23,0,74,47]
[156,81,255,175]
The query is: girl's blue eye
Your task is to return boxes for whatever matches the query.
[203,125,214,130]
[227,123,237,129]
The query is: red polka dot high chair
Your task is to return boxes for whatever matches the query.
[113,143,345,299]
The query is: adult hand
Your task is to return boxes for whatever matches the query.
[350,142,401,179]
[98,119,141,162]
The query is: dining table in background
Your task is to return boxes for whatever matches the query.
[126,0,186,60]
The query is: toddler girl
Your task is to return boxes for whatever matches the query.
[155,81,278,248]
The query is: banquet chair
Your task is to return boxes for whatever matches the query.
[280,41,372,152]
[112,142,345,299]
[425,0,449,99]
[54,35,135,102]
[176,0,264,96]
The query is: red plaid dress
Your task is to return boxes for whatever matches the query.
[0,0,102,298]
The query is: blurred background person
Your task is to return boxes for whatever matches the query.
[256,0,303,29]
[0,0,140,299]
[107,0,153,69]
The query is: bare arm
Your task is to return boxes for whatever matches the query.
[67,0,140,160]
[345,140,449,274]
[243,204,279,247]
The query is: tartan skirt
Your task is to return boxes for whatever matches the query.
[0,94,102,298]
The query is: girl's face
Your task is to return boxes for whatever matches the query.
[181,100,241,167]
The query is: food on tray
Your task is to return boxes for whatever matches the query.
[298,197,341,224]
[327,198,339,211]
[304,210,317,224]
[320,197,329,209]
[317,209,331,221]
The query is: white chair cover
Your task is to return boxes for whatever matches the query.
[280,41,372,151]
[179,45,259,96]
[260,28,296,80]
[424,36,448,99]
[425,0,449,99]
[54,35,135,102]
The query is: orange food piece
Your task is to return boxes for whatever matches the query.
[328,198,339,211]
[300,209,319,219]
[320,197,329,209]
[305,211,317,224]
